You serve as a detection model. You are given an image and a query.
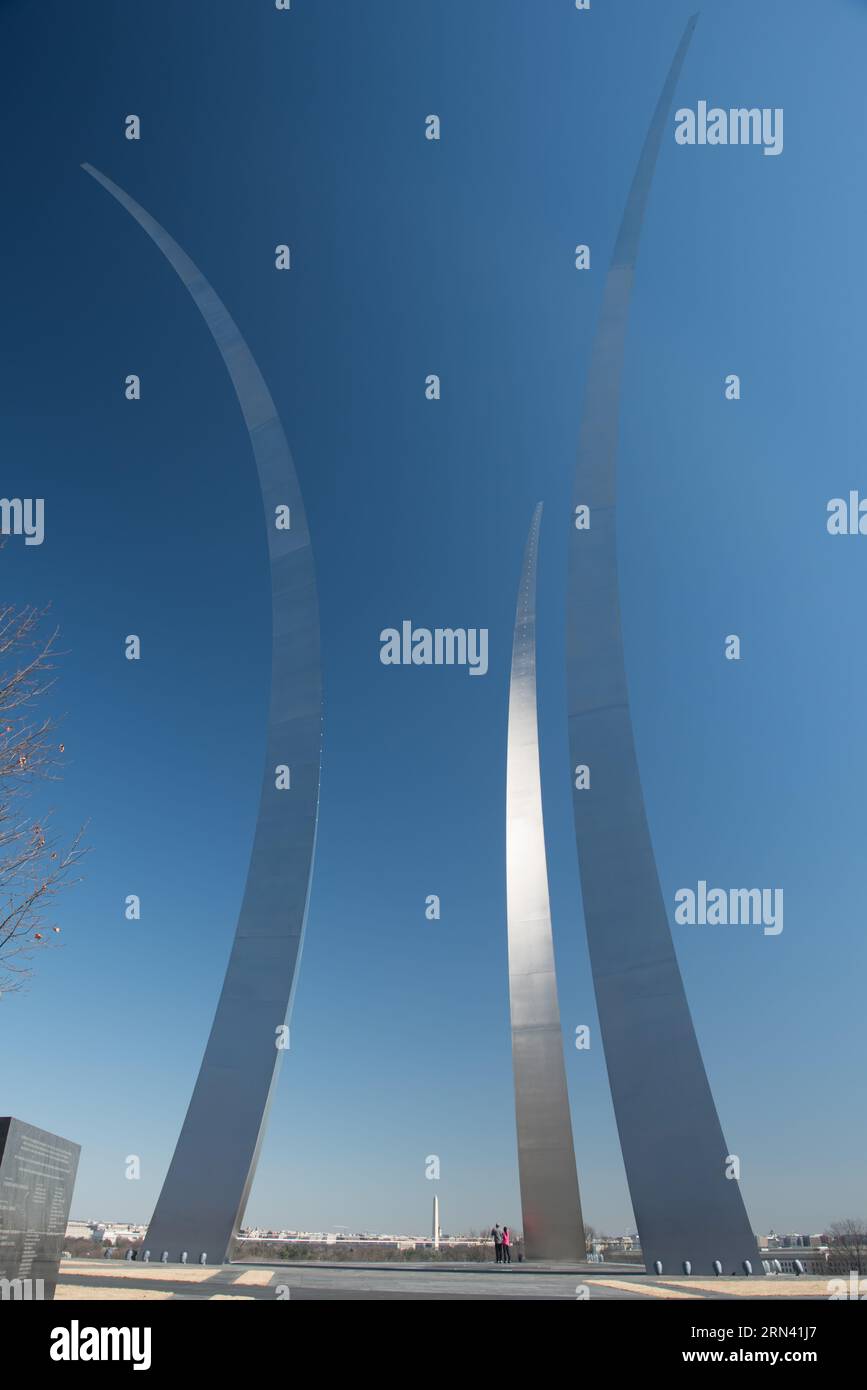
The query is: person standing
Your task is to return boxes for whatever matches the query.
[491,1224,503,1262]
[502,1226,512,1264]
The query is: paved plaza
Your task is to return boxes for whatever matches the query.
[54,1260,833,1302]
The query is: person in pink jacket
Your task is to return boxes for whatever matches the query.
[501,1226,512,1263]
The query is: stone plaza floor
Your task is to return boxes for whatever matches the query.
[55,1259,833,1301]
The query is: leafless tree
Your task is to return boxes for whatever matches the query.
[826,1220,867,1275]
[0,602,86,997]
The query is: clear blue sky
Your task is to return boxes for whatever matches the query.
[1,0,864,1239]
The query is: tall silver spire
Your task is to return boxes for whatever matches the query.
[84,165,322,1264]
[507,504,585,1262]
[565,18,759,1274]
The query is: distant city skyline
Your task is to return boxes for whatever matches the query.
[65,1214,837,1255]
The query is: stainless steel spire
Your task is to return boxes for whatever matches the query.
[565,18,759,1274]
[507,504,585,1262]
[84,165,322,1264]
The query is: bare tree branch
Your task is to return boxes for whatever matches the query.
[0,603,86,997]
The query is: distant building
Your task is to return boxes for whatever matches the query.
[65,1221,146,1245]
[65,1221,96,1241]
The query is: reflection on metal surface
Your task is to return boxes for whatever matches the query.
[84,165,322,1263]
[566,18,760,1274]
[507,505,585,1262]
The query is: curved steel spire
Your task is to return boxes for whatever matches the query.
[83,164,322,1263]
[566,19,759,1274]
[507,504,584,1262]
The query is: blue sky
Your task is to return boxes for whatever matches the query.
[1,0,865,1238]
